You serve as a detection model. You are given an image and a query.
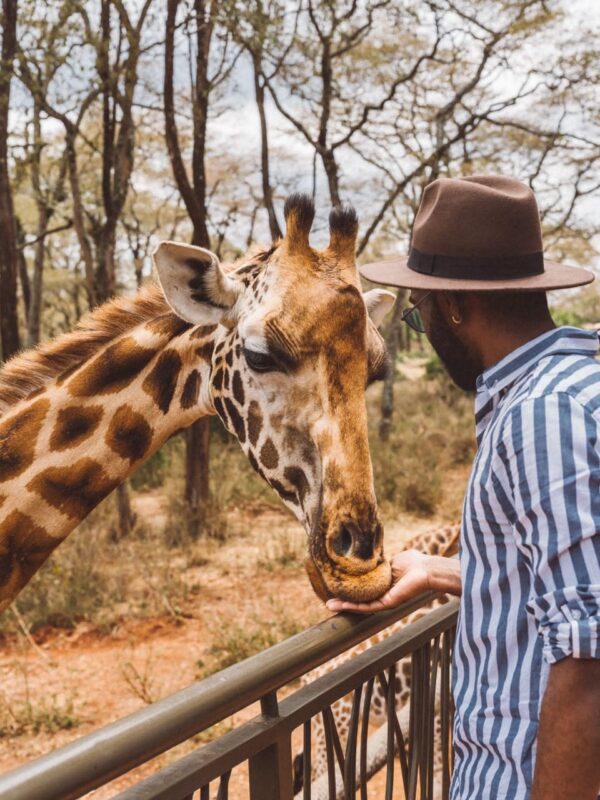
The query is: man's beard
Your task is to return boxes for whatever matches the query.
[427,296,483,392]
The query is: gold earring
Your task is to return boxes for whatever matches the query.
[451,314,462,324]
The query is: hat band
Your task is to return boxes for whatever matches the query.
[408,247,544,281]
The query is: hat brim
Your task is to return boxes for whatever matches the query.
[359,257,595,292]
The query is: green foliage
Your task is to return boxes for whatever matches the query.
[551,308,585,328]
[551,286,600,328]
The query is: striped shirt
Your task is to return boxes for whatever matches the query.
[450,326,600,800]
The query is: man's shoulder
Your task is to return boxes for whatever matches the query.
[515,351,600,417]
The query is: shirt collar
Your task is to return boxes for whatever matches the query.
[475,326,599,400]
[473,326,599,446]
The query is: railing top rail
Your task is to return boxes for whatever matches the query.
[0,591,442,800]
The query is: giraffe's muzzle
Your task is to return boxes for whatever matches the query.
[305,520,392,603]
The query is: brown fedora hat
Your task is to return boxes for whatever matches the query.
[360,175,594,292]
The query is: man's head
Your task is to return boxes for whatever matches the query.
[360,175,593,386]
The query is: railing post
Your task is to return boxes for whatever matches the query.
[248,691,294,800]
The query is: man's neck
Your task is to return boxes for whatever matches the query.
[479,318,556,371]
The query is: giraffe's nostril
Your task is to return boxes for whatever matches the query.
[354,534,374,561]
[332,522,375,560]
[332,525,353,557]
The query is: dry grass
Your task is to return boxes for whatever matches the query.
[0,663,81,738]
[198,608,304,678]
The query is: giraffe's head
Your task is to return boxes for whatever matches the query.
[154,195,395,603]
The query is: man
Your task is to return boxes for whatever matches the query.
[326,176,600,800]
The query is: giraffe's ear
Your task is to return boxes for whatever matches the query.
[363,289,395,328]
[153,241,243,325]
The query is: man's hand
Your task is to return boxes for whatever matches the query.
[325,549,462,614]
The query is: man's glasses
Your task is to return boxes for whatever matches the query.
[400,292,431,333]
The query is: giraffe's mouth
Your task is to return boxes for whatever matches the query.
[304,554,392,604]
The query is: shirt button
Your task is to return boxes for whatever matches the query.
[571,609,582,620]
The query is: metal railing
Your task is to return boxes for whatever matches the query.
[0,592,458,800]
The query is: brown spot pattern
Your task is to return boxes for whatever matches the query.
[224,398,246,444]
[190,324,218,340]
[0,398,50,484]
[28,457,118,521]
[0,511,57,601]
[142,349,182,414]
[196,342,214,362]
[69,337,157,397]
[145,313,192,338]
[248,450,264,478]
[247,401,263,447]
[260,438,279,470]
[232,371,245,407]
[105,405,153,463]
[284,466,310,503]
[181,370,201,409]
[213,396,227,425]
[270,478,297,505]
[212,368,224,392]
[50,405,104,451]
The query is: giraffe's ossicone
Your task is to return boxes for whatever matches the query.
[0,194,395,610]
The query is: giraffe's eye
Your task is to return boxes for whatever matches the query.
[243,347,278,373]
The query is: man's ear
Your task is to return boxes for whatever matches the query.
[363,289,396,328]
[153,241,243,325]
[442,291,467,324]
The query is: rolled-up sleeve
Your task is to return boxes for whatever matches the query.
[504,392,600,664]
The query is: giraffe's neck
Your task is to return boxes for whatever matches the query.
[0,311,217,611]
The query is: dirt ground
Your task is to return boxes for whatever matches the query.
[0,476,467,798]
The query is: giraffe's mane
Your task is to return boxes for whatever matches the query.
[0,283,170,415]
[0,244,278,416]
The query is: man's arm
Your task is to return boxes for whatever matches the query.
[531,656,600,800]
[326,549,461,614]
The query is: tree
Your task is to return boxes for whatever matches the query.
[164,0,239,536]
[0,0,20,361]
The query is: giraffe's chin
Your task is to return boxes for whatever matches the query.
[304,556,393,604]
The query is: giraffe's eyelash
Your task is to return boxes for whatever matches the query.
[243,347,280,373]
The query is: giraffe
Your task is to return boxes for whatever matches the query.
[293,521,461,793]
[0,194,397,613]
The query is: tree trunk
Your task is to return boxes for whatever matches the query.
[252,55,282,240]
[185,224,211,538]
[185,417,210,537]
[164,0,214,538]
[379,291,405,441]
[15,218,30,321]
[114,482,136,540]
[0,0,20,362]
[321,147,341,207]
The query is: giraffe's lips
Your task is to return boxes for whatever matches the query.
[304,555,392,604]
